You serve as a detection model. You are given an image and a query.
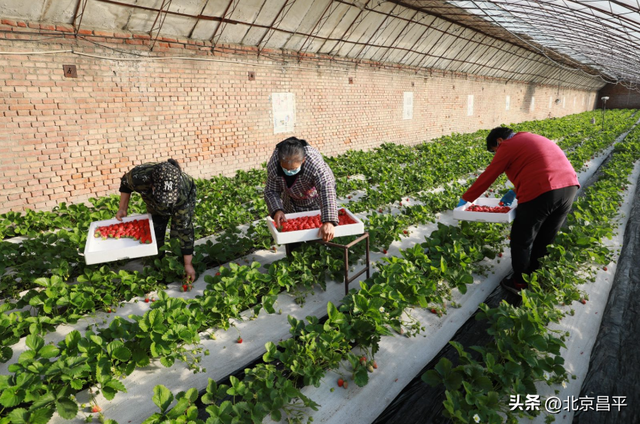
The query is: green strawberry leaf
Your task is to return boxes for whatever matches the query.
[152,385,173,413]
[55,397,78,419]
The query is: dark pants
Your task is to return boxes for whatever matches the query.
[510,185,578,283]
[151,214,169,256]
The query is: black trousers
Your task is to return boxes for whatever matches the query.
[510,185,578,283]
[151,214,169,256]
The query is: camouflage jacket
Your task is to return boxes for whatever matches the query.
[264,141,338,225]
[119,162,197,255]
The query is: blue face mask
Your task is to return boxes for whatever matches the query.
[282,165,301,176]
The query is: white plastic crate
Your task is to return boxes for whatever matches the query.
[267,208,365,245]
[84,214,158,265]
[453,197,518,223]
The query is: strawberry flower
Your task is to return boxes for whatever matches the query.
[473,413,481,423]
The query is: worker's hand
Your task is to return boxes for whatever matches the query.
[115,209,128,221]
[500,190,516,206]
[183,263,196,283]
[273,210,286,227]
[456,198,467,208]
[318,222,335,242]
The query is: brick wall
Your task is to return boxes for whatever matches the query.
[597,84,640,109]
[0,21,598,213]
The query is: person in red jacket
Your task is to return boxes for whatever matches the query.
[458,127,580,294]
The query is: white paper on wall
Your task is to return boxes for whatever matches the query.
[505,95,510,111]
[272,93,296,134]
[403,92,414,120]
[467,94,474,116]
[530,96,535,112]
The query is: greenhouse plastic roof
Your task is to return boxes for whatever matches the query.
[1,0,639,90]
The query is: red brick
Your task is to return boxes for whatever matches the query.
[55,25,74,32]
[93,30,114,37]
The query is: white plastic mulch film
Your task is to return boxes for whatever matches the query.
[446,1,640,89]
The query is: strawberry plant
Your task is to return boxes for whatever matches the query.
[141,385,201,424]
[263,313,353,388]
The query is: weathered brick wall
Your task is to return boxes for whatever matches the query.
[0,20,598,213]
[597,84,640,109]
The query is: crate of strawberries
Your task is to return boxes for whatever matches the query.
[83,214,158,265]
[267,208,365,245]
[453,197,517,223]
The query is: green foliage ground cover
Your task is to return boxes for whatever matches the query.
[0,110,637,423]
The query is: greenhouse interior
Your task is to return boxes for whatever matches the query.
[1,0,640,423]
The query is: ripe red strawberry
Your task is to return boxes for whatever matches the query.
[430,308,437,314]
[382,249,387,254]
[378,209,383,213]
[360,356,367,365]
[215,272,221,276]
[403,230,408,235]
[182,284,188,292]
[337,378,344,387]
[603,266,608,271]
[498,252,503,258]
[144,297,150,303]
[348,196,352,199]
[580,299,586,305]
[399,202,403,206]
[91,405,102,413]
[237,336,243,344]
[373,361,378,369]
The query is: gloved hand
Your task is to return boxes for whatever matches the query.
[500,190,516,206]
[457,198,467,208]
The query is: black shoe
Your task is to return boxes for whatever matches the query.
[501,277,528,295]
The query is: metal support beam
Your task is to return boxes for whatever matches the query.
[72,0,90,34]
[256,0,293,55]
[149,0,173,50]
[210,0,240,52]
